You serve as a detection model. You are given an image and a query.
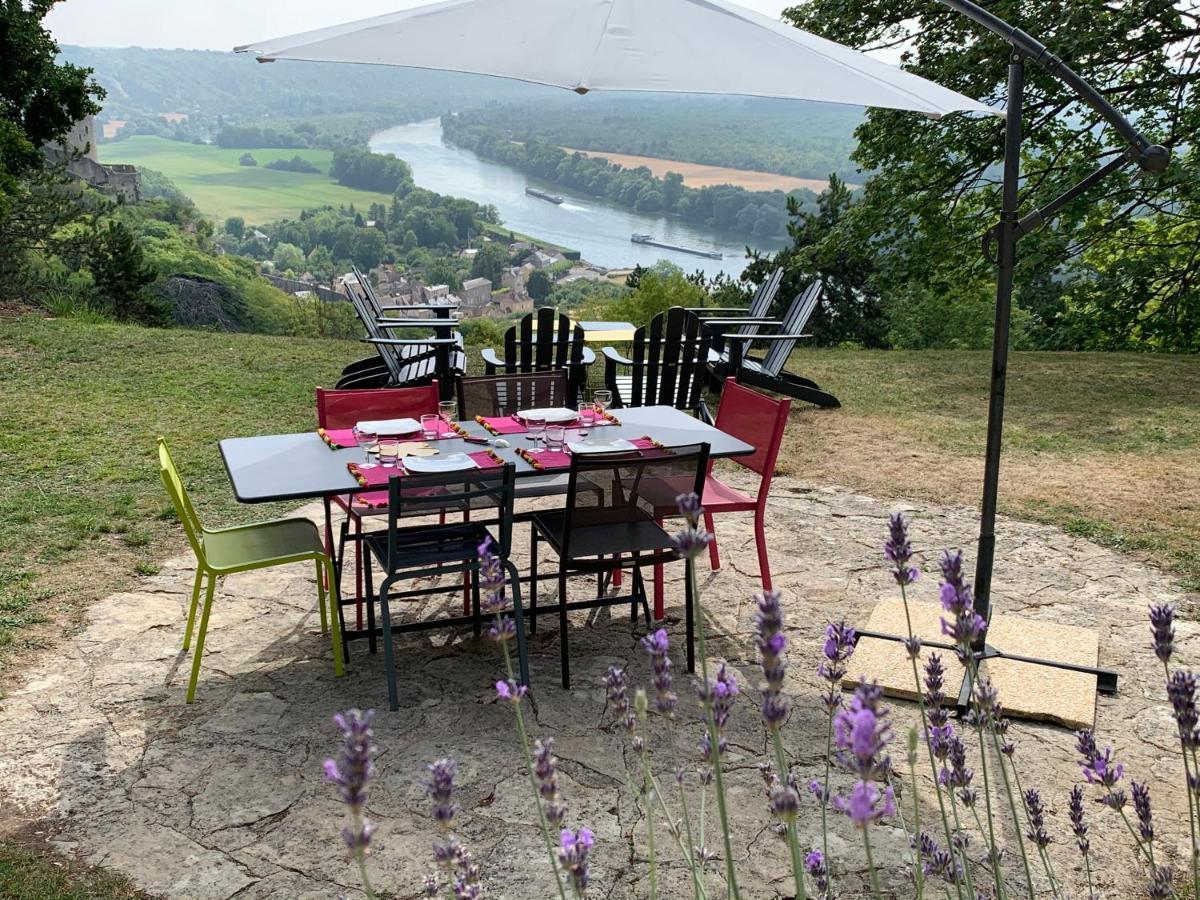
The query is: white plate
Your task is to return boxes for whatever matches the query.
[355,417,421,435]
[403,453,477,473]
[567,439,637,454]
[517,407,578,424]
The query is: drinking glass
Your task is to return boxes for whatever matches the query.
[576,401,596,436]
[353,426,378,466]
[545,425,566,453]
[378,440,400,468]
[421,414,441,440]
[525,416,546,453]
[438,399,458,430]
[593,389,612,419]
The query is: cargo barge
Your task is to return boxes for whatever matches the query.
[630,233,722,259]
[525,187,564,204]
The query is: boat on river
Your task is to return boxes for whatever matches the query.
[630,233,722,260]
[525,187,564,204]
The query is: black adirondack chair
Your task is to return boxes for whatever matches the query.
[480,307,596,403]
[710,279,840,409]
[686,266,785,357]
[602,306,714,422]
[338,286,465,397]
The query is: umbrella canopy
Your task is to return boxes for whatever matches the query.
[234,0,994,118]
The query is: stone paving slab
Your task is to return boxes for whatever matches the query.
[0,477,1196,899]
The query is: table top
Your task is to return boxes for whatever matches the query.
[219,405,753,504]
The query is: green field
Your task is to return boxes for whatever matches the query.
[101,136,393,223]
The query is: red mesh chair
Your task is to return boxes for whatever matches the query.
[648,378,791,617]
[316,383,441,637]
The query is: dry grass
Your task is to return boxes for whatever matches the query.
[561,147,850,192]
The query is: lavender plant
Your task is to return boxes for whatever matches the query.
[324,709,378,898]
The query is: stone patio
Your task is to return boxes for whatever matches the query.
[0,475,1195,898]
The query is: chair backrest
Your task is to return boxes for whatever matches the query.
[626,307,712,412]
[761,280,823,376]
[384,464,517,562]
[456,370,571,419]
[714,378,791,495]
[157,438,206,565]
[350,266,383,319]
[316,383,441,429]
[734,267,784,337]
[561,442,710,562]
[498,307,587,372]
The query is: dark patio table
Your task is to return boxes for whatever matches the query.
[218,405,753,504]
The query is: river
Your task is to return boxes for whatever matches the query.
[370,120,785,279]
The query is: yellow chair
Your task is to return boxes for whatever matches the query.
[158,438,344,702]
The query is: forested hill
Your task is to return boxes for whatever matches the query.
[454,96,865,182]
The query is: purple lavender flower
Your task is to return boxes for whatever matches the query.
[1149,603,1175,665]
[1023,788,1051,848]
[914,831,958,882]
[423,873,440,896]
[1149,865,1173,899]
[494,679,527,702]
[1068,784,1089,854]
[488,615,516,642]
[602,665,635,733]
[1131,780,1154,842]
[818,621,856,712]
[903,635,922,660]
[1168,670,1200,748]
[1077,729,1127,810]
[477,538,507,611]
[534,738,567,825]
[324,709,377,853]
[558,827,594,894]
[941,733,976,809]
[767,772,801,825]
[424,757,459,828]
[833,682,892,780]
[832,779,896,827]
[938,550,985,664]
[808,777,829,806]
[971,676,1001,726]
[699,662,739,733]
[640,628,677,717]
[804,849,832,898]
[670,492,713,559]
[884,512,919,585]
[754,590,789,729]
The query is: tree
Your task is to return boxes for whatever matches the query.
[238,152,257,167]
[780,0,1199,351]
[470,241,508,287]
[527,269,552,302]
[224,216,245,239]
[89,219,163,324]
[272,241,305,273]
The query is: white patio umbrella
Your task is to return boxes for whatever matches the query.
[234,0,995,118]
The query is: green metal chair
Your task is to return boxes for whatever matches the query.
[157,438,345,703]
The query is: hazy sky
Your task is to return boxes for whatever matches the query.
[47,0,793,51]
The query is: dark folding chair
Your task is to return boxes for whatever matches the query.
[529,442,710,688]
[365,463,528,711]
[601,306,714,422]
[711,279,840,409]
[481,307,596,403]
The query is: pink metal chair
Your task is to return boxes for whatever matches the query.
[651,377,791,617]
[316,383,441,630]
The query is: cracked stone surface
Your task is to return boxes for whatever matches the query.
[0,476,1196,898]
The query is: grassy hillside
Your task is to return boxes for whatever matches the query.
[101,136,392,221]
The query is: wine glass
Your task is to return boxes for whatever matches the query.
[593,390,612,421]
[524,415,546,453]
[353,425,378,466]
[438,399,458,433]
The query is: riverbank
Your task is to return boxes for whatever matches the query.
[561,146,848,192]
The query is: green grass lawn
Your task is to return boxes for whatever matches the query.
[101,136,393,222]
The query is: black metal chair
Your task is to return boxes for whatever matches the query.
[601,306,714,422]
[529,442,710,688]
[365,463,527,711]
[709,279,840,409]
[481,307,596,403]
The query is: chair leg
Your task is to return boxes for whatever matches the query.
[462,507,472,614]
[505,560,531,687]
[185,574,217,704]
[471,567,482,639]
[653,519,665,620]
[315,559,329,635]
[632,564,651,627]
[379,577,399,711]
[754,515,772,592]
[558,566,570,690]
[321,556,345,677]
[529,528,539,635]
[629,555,639,623]
[705,511,721,572]
[354,514,364,630]
[365,549,378,656]
[684,563,696,674]
[183,566,203,650]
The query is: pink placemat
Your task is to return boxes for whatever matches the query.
[318,427,361,449]
[475,415,527,435]
[347,451,507,508]
[515,437,664,471]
